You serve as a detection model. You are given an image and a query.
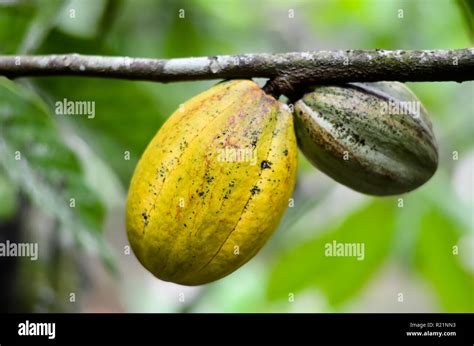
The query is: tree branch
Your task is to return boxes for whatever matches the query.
[0,49,472,96]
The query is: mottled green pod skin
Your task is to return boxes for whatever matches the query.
[294,82,438,196]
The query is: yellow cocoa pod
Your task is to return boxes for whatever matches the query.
[126,80,297,285]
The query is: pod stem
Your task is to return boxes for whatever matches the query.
[263,76,316,103]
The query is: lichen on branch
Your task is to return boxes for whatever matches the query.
[0,49,472,96]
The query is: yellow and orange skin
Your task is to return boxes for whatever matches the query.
[126,80,297,285]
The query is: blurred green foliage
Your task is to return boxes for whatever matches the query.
[416,210,473,312]
[268,200,398,307]
[0,77,111,265]
[0,0,472,312]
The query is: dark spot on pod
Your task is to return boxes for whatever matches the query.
[283,149,288,156]
[250,129,261,140]
[261,160,272,169]
[142,211,149,227]
[250,185,261,195]
[205,174,215,184]
[158,164,166,178]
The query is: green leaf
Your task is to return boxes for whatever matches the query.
[457,0,474,42]
[415,210,474,312]
[56,0,107,39]
[0,1,35,53]
[0,0,65,54]
[41,76,165,184]
[18,0,65,54]
[0,171,17,220]
[267,199,397,308]
[0,77,112,265]
[35,30,169,184]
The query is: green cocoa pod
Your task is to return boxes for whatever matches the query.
[294,82,438,196]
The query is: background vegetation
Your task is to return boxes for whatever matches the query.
[0,0,472,313]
